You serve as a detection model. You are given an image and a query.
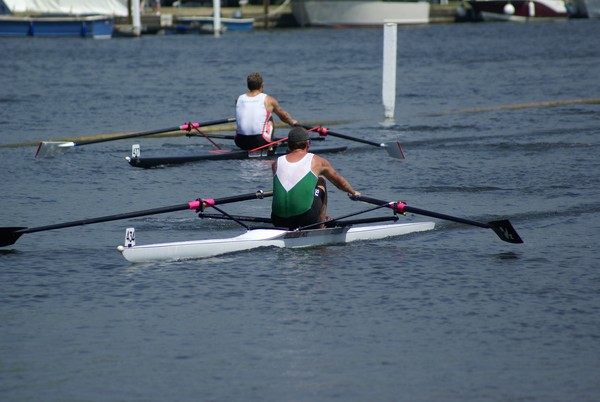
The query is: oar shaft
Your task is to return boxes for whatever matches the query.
[358,196,489,229]
[5,190,272,245]
[75,126,181,146]
[198,213,273,224]
[20,190,273,234]
[301,125,382,147]
[75,118,236,146]
[19,204,192,235]
[402,205,490,229]
[187,134,236,140]
[199,190,273,209]
[356,195,523,243]
[329,216,399,227]
[194,191,274,230]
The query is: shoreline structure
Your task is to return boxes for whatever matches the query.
[116,3,460,33]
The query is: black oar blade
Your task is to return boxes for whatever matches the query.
[0,227,27,247]
[488,220,523,244]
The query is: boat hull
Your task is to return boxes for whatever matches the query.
[0,15,114,38]
[291,0,430,27]
[172,16,254,33]
[467,0,569,21]
[126,145,348,168]
[118,221,436,262]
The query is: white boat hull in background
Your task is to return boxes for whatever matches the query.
[118,222,436,263]
[291,0,430,27]
[1,0,128,16]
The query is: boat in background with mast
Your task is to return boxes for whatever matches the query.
[290,0,430,27]
[466,0,570,21]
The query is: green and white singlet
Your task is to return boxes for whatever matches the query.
[272,153,317,218]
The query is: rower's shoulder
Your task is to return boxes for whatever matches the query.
[311,153,331,169]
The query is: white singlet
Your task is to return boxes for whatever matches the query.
[235,93,272,140]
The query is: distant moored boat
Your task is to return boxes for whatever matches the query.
[0,14,114,38]
[170,16,254,34]
[0,0,125,38]
[467,0,570,21]
[290,0,431,27]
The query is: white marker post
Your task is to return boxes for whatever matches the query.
[382,22,397,123]
[214,0,222,37]
[131,0,141,37]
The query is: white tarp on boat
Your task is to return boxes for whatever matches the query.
[3,0,128,16]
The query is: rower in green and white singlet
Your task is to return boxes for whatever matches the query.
[271,127,361,230]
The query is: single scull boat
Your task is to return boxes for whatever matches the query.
[117,221,436,263]
[126,143,348,168]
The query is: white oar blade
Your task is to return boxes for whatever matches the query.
[383,140,405,159]
[35,141,75,158]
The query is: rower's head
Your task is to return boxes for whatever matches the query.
[247,72,263,91]
[287,127,309,150]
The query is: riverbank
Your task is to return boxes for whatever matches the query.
[116,3,461,34]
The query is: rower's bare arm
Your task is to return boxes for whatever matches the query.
[269,96,298,126]
[316,156,358,196]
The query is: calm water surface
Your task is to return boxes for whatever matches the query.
[1,20,599,402]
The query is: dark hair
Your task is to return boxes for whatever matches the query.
[247,72,263,91]
[288,140,309,150]
[287,127,309,150]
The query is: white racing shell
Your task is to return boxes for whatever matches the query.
[117,221,435,263]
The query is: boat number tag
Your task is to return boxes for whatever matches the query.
[125,227,136,248]
[131,144,141,159]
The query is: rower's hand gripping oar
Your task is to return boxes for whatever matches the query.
[35,117,236,158]
[354,195,523,244]
[299,124,405,159]
[0,190,272,247]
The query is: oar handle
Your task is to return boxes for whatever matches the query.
[300,125,382,147]
[198,190,273,210]
[181,117,236,131]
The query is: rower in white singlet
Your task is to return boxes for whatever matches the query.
[235,72,298,150]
